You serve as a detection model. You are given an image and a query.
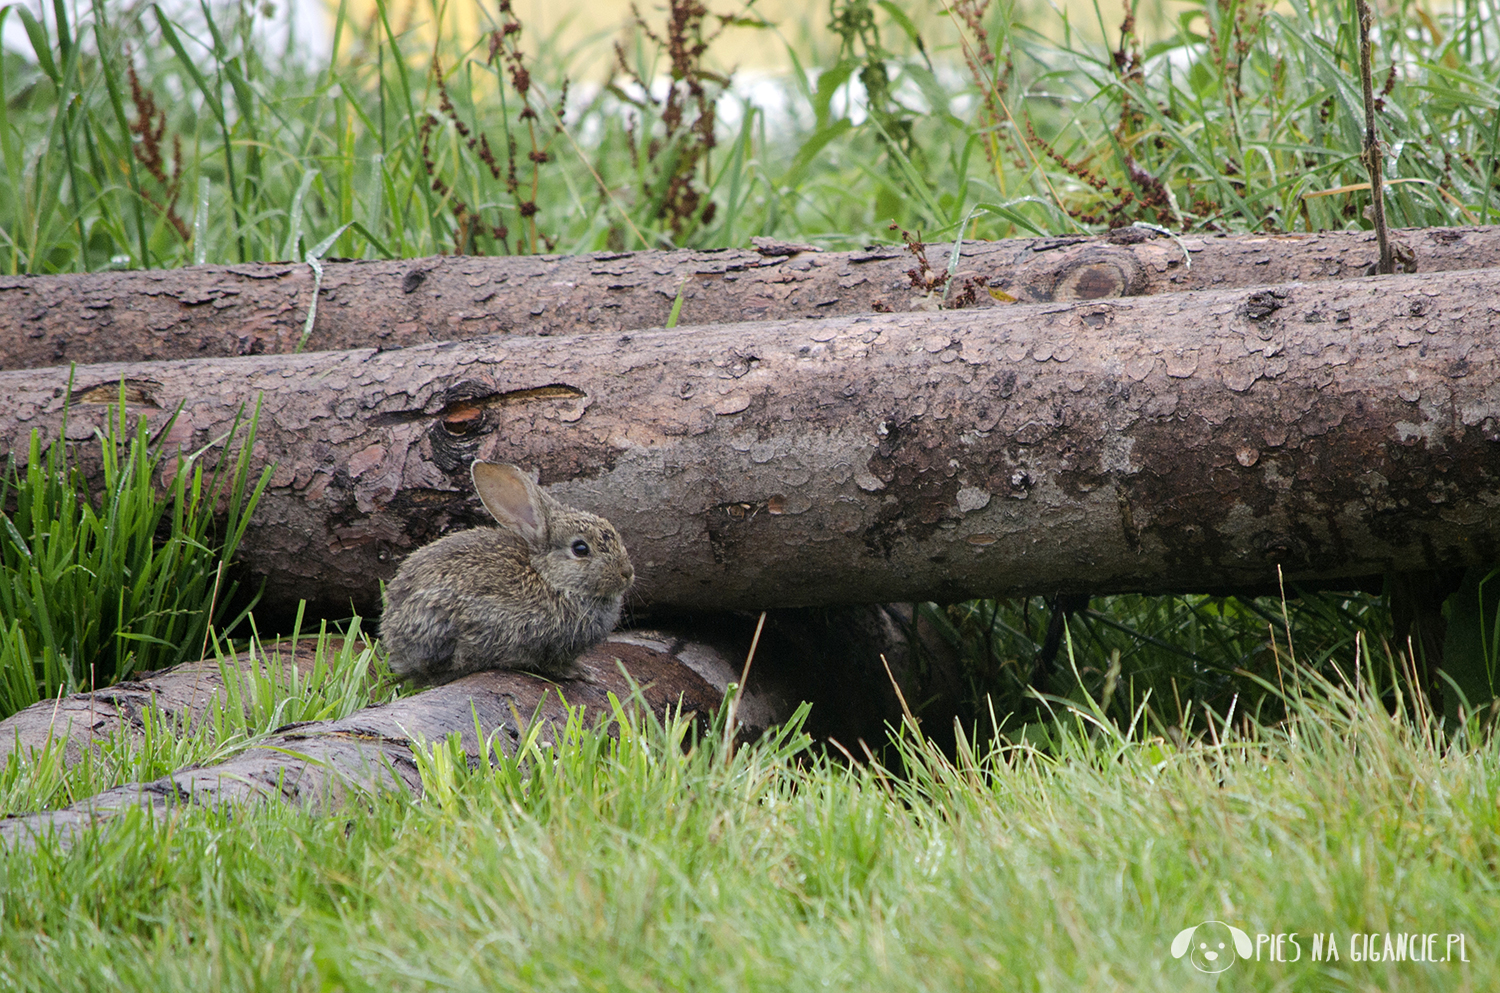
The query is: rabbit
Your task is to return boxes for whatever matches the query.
[381,461,634,685]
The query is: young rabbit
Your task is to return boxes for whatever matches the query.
[381,461,634,684]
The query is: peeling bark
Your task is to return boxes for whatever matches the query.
[0,225,1482,369]
[3,268,1499,618]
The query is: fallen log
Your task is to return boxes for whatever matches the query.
[0,604,966,847]
[0,644,321,771]
[0,225,1485,369]
[0,603,960,834]
[0,633,761,847]
[2,268,1498,617]
[0,605,959,781]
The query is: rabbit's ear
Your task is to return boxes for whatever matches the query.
[472,462,550,544]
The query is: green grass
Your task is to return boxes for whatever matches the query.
[0,614,391,818]
[925,586,1393,733]
[0,658,1495,991]
[0,392,270,720]
[2,0,1497,273]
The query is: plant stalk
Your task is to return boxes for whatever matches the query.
[1356,0,1393,275]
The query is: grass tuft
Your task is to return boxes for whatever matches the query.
[0,614,390,818]
[0,388,269,719]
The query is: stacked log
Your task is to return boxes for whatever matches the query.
[2,258,1497,618]
[4,226,1499,843]
[3,225,1490,369]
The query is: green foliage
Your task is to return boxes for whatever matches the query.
[0,391,270,719]
[1030,0,1500,232]
[3,0,1498,273]
[0,667,1496,989]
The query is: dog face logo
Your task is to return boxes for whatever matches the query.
[1171,920,1253,973]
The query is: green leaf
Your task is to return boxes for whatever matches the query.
[875,1,929,67]
[813,59,859,130]
[153,7,226,125]
[1441,568,1500,717]
[15,6,58,84]
[780,41,814,107]
[308,222,354,261]
[783,119,853,190]
[282,169,319,261]
[665,280,686,328]
[49,0,71,62]
[347,221,395,260]
[967,199,1055,237]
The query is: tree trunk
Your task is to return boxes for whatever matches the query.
[3,267,1498,618]
[0,225,1480,369]
[0,608,957,771]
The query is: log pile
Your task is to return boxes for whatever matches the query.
[3,225,1498,843]
[3,231,1498,618]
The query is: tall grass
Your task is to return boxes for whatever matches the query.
[0,390,270,719]
[2,0,1497,274]
[0,656,1493,990]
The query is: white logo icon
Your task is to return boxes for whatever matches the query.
[1172,920,1254,973]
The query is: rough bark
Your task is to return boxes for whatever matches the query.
[0,225,1478,369]
[3,268,1498,618]
[0,632,759,847]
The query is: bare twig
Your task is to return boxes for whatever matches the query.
[1356,0,1393,274]
[721,610,767,759]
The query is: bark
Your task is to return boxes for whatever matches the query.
[0,645,318,771]
[0,225,1477,369]
[3,268,1499,618]
[0,633,752,847]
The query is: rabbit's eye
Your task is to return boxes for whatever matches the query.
[570,539,591,558]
